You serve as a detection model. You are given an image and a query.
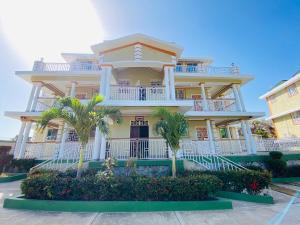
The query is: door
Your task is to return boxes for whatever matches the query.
[130,121,149,158]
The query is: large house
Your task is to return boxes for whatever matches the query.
[5,34,266,165]
[260,71,300,138]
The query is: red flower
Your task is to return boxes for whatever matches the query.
[249,181,259,191]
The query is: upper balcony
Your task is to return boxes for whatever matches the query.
[32,61,101,73]
[175,65,240,76]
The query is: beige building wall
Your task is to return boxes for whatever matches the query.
[112,68,164,86]
[273,115,300,138]
[267,80,300,116]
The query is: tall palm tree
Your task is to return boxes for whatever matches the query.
[38,95,121,178]
[153,108,188,178]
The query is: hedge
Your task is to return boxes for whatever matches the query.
[184,170,271,195]
[21,170,222,201]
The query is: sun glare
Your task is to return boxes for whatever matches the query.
[0,0,105,67]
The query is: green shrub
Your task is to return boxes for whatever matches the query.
[269,151,283,160]
[184,170,271,195]
[283,165,300,178]
[10,158,37,172]
[21,171,222,201]
[265,151,287,177]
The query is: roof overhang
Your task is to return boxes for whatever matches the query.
[91,33,183,57]
[266,106,300,120]
[260,72,300,99]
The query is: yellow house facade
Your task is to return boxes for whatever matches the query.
[260,72,300,138]
[5,34,264,161]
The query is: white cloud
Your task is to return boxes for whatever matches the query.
[0,0,105,67]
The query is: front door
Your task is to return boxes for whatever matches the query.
[130,120,149,158]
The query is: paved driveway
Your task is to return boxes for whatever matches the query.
[0,181,299,225]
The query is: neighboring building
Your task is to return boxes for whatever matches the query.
[260,71,300,138]
[5,34,264,161]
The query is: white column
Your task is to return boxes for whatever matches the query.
[58,82,77,158]
[164,66,170,100]
[92,127,101,160]
[200,83,208,111]
[99,135,106,160]
[236,84,246,111]
[18,122,32,158]
[169,67,176,100]
[26,85,37,111]
[206,119,216,154]
[226,126,232,139]
[100,71,106,96]
[246,122,257,154]
[30,83,42,111]
[232,84,242,112]
[103,66,112,99]
[14,122,26,158]
[241,121,252,154]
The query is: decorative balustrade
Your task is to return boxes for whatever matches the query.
[23,141,94,160]
[110,86,166,101]
[105,138,168,160]
[254,137,300,152]
[194,99,238,112]
[32,61,101,72]
[215,139,247,155]
[175,65,240,75]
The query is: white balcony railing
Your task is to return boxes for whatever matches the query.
[106,138,168,160]
[23,141,94,160]
[215,139,247,155]
[110,86,166,101]
[32,61,101,72]
[194,99,238,112]
[175,65,240,76]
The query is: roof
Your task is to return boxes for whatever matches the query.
[260,71,300,99]
[91,33,183,56]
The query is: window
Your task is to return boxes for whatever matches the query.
[269,95,277,104]
[291,111,300,124]
[46,129,58,141]
[219,128,228,138]
[118,80,130,86]
[287,84,298,97]
[150,80,162,87]
[191,94,201,100]
[67,130,79,142]
[176,89,185,100]
[196,128,208,140]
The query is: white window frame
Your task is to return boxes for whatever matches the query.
[287,84,298,97]
[291,111,300,124]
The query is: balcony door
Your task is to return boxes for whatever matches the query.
[130,120,149,158]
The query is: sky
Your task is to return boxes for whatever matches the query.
[0,0,300,139]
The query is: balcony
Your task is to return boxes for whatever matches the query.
[194,99,239,112]
[32,61,101,72]
[175,65,240,76]
[109,86,166,101]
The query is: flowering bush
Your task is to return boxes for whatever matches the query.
[21,170,222,201]
[184,170,271,195]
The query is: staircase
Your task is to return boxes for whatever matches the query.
[30,142,93,173]
[182,148,247,171]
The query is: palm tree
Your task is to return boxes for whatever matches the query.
[38,95,121,178]
[153,108,188,178]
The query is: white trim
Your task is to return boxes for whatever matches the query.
[267,106,300,120]
[260,72,300,99]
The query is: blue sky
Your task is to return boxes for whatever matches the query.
[0,0,300,139]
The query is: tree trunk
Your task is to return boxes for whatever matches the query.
[172,153,176,178]
[76,143,86,178]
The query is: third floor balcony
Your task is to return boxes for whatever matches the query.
[175,65,240,76]
[32,61,101,72]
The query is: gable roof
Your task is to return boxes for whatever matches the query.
[91,33,183,56]
[260,71,300,99]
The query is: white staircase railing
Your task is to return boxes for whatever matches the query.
[181,141,247,171]
[30,142,94,172]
